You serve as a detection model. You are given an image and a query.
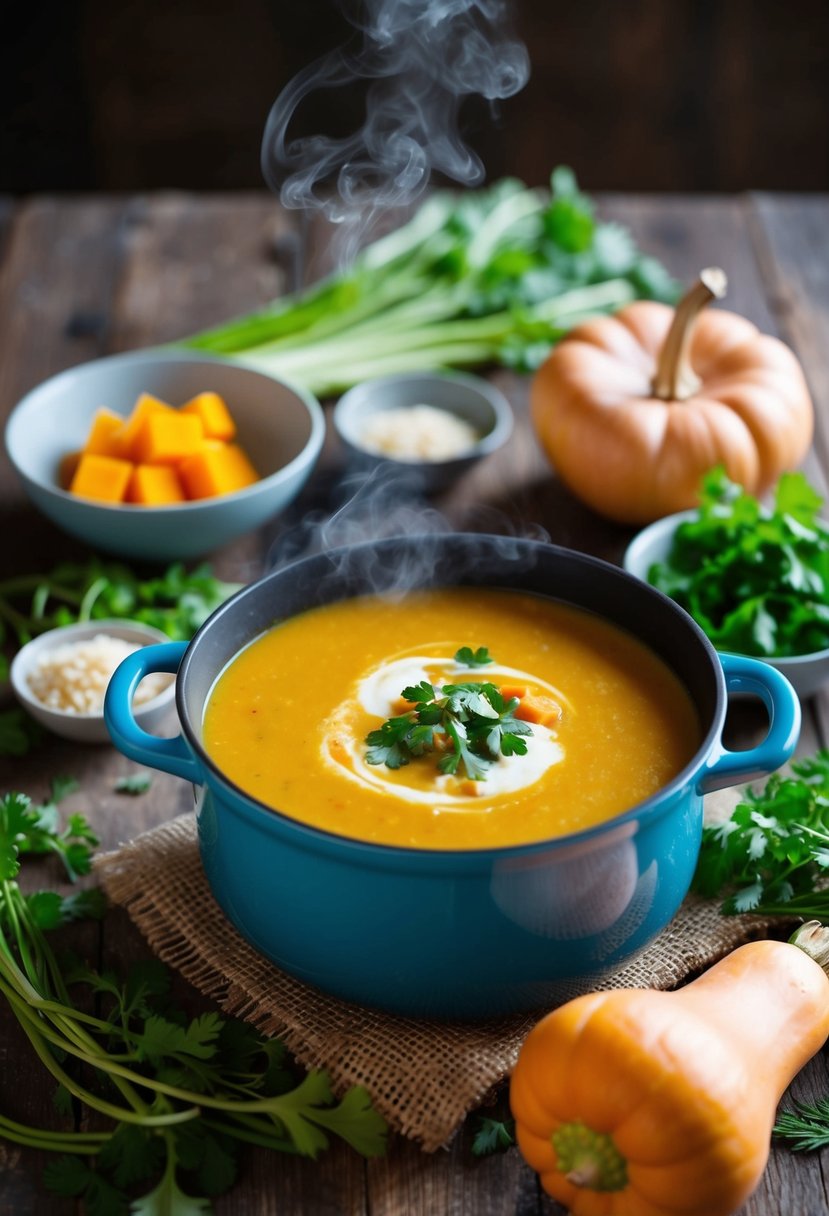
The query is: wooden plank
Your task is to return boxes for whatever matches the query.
[0,197,134,1216]
[747,193,829,747]
[108,191,294,350]
[748,196,829,490]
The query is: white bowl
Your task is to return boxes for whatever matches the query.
[10,620,177,743]
[4,350,325,561]
[623,511,829,700]
[332,371,513,494]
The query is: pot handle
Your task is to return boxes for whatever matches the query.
[699,652,801,793]
[104,641,203,784]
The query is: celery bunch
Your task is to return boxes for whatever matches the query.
[183,168,677,396]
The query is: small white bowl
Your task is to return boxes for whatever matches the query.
[623,511,829,700]
[332,371,513,494]
[10,620,176,743]
[4,350,325,561]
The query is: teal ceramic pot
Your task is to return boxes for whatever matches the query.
[104,535,800,1019]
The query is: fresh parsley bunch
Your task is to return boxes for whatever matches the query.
[693,751,829,916]
[0,785,387,1213]
[648,468,829,658]
[0,558,241,655]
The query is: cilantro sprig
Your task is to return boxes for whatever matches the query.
[693,751,829,916]
[470,1115,516,1157]
[649,468,829,658]
[365,664,532,783]
[0,786,387,1210]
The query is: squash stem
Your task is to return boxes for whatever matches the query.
[552,1120,628,1192]
[790,920,829,972]
[652,267,727,401]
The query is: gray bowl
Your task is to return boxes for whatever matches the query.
[332,371,513,494]
[624,510,829,700]
[5,350,325,561]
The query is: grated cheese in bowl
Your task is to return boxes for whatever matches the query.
[26,633,172,715]
[356,404,481,462]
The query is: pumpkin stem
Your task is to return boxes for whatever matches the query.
[790,920,829,972]
[552,1120,628,1192]
[652,267,728,401]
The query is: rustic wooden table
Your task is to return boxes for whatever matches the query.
[0,192,827,1215]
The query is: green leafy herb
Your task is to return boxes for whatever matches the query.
[181,169,677,395]
[648,468,829,658]
[454,646,494,668]
[692,751,829,917]
[0,559,241,651]
[0,788,388,1211]
[0,707,43,757]
[114,772,153,796]
[774,1096,829,1151]
[470,1115,516,1157]
[365,670,532,782]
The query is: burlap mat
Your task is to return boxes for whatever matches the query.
[94,788,790,1152]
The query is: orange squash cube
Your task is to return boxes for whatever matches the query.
[69,453,133,503]
[181,392,236,441]
[178,443,259,500]
[513,694,562,727]
[127,464,186,506]
[132,411,203,465]
[117,393,174,459]
[83,408,126,458]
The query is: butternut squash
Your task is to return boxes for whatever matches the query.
[510,923,829,1216]
[132,411,203,465]
[83,407,125,458]
[179,443,259,499]
[116,393,173,459]
[68,453,133,503]
[63,391,260,505]
[127,464,186,506]
[181,391,236,441]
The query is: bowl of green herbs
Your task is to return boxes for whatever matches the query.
[623,468,829,699]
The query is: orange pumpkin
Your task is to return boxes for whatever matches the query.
[510,925,829,1216]
[531,269,814,524]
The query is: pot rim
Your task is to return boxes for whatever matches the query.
[176,533,727,861]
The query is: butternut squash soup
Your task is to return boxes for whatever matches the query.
[202,588,700,849]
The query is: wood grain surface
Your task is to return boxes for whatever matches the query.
[0,192,827,1215]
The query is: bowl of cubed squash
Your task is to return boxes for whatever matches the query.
[5,351,325,560]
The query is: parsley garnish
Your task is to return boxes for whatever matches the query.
[470,1115,516,1157]
[649,468,829,658]
[692,750,829,917]
[365,673,532,782]
[454,646,494,668]
[114,771,153,796]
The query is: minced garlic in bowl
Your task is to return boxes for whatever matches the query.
[10,620,177,743]
[356,404,481,462]
[26,633,172,715]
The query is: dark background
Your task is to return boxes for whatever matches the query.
[3,0,828,196]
